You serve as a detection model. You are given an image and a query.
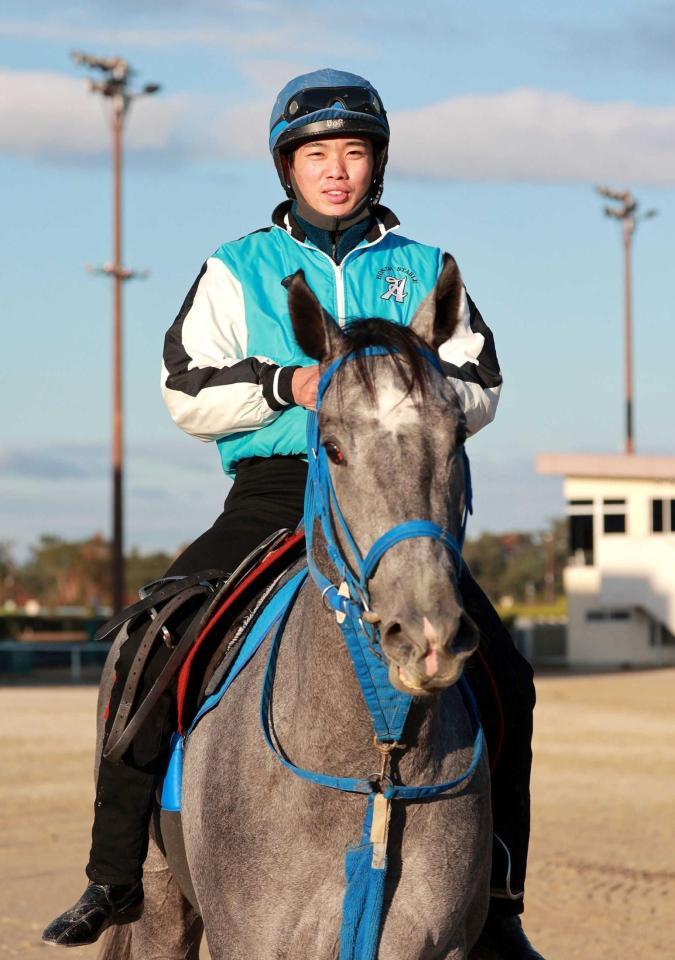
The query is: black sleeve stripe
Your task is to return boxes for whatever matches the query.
[165,356,277,399]
[439,359,503,388]
[163,261,208,383]
[463,292,503,388]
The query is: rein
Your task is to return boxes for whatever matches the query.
[260,343,484,960]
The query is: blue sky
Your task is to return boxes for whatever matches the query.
[1,0,674,558]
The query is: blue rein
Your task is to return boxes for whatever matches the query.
[261,343,483,960]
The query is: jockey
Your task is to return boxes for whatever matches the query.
[43,68,544,959]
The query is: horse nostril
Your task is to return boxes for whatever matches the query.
[382,621,414,659]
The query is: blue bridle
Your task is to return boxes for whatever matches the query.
[304,344,473,646]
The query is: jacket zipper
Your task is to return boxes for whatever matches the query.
[278,222,389,327]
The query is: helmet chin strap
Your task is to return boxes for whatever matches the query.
[289,168,373,232]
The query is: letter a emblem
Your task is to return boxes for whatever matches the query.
[381,276,407,303]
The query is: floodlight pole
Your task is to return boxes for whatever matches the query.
[72,52,160,613]
[595,186,657,456]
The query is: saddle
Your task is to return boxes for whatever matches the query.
[102,528,306,762]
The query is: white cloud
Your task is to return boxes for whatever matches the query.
[388,88,675,186]
[204,87,675,186]
[0,69,190,159]
[5,72,675,188]
[0,16,369,55]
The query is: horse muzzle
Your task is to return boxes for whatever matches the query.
[381,609,480,696]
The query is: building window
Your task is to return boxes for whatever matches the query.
[569,514,593,564]
[603,498,626,535]
[603,514,626,534]
[650,621,675,646]
[567,499,594,564]
[587,609,631,622]
[651,498,675,533]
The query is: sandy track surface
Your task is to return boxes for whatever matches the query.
[1,669,673,959]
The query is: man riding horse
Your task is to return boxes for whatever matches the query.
[43,68,545,960]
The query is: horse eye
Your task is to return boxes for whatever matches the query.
[324,441,345,465]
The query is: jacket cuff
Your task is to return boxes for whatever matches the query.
[276,365,299,406]
[260,364,300,411]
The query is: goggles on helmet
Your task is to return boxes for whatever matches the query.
[280,86,385,124]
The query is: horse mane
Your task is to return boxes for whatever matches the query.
[336,318,434,404]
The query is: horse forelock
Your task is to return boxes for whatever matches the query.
[332,318,435,407]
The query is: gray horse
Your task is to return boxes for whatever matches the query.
[97,257,492,960]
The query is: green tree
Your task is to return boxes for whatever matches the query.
[20,534,111,607]
[125,548,175,599]
[0,541,18,604]
[463,518,567,606]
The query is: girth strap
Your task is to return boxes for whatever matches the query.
[104,585,209,762]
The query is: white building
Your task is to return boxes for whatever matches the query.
[536,453,675,668]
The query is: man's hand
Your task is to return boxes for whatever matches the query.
[292,365,320,410]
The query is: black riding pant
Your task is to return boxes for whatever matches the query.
[87,456,308,885]
[87,455,534,917]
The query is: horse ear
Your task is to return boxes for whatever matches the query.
[286,270,344,362]
[410,253,464,351]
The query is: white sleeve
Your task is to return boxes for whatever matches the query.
[437,286,502,437]
[161,257,297,441]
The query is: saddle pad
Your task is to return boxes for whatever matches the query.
[161,567,308,812]
[176,529,305,732]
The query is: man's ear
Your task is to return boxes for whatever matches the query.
[410,253,464,350]
[286,270,344,361]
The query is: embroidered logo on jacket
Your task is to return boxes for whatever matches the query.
[376,265,418,304]
[381,276,408,302]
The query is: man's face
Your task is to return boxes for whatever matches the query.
[290,137,375,217]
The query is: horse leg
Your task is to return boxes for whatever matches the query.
[96,834,203,960]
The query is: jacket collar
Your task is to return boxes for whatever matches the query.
[271,200,400,246]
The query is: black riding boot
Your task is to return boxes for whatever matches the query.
[41,623,174,948]
[41,758,157,946]
[42,880,144,947]
[471,915,546,960]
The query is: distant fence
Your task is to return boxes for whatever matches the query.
[512,617,568,666]
[0,640,111,683]
[0,615,570,683]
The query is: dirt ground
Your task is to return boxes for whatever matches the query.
[1,669,673,959]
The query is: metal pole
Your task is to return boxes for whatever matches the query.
[112,102,124,613]
[72,53,159,614]
[595,186,658,457]
[623,218,634,455]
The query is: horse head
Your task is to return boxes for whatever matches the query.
[287,256,479,697]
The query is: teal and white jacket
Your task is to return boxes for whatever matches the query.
[161,203,502,477]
